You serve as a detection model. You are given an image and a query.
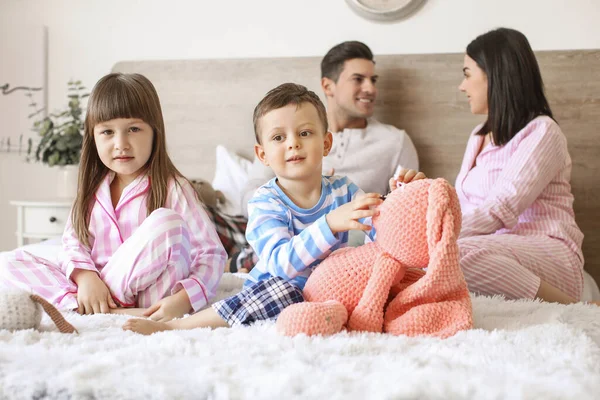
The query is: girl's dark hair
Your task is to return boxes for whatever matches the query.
[467,28,553,145]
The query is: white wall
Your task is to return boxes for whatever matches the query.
[0,0,599,250]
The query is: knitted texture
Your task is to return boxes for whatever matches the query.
[277,179,473,338]
[0,289,42,331]
[276,300,348,336]
[0,290,77,333]
[30,295,78,334]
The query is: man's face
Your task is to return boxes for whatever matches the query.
[324,58,378,120]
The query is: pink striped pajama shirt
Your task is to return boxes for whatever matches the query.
[455,116,584,300]
[0,173,227,311]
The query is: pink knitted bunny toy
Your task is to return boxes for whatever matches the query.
[277,178,473,338]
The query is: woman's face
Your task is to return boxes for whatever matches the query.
[459,55,488,115]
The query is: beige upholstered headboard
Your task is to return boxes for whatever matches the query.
[112,50,600,284]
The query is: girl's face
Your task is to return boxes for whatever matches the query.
[459,55,488,115]
[93,118,154,185]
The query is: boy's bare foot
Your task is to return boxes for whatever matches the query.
[122,318,172,335]
[109,307,147,317]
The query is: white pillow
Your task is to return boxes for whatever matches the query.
[211,145,252,216]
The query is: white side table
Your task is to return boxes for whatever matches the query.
[10,199,73,247]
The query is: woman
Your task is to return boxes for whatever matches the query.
[395,28,588,304]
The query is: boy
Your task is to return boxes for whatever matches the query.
[230,41,421,274]
[123,83,381,334]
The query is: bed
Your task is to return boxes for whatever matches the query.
[1,50,600,399]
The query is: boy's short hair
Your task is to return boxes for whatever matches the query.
[321,41,374,82]
[253,83,328,144]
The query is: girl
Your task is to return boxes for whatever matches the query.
[0,73,227,321]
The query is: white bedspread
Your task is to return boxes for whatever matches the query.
[1,242,600,399]
[0,273,599,399]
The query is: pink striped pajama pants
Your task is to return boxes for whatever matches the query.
[0,208,192,310]
[458,234,584,300]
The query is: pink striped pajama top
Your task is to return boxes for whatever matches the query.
[455,116,584,297]
[58,172,227,311]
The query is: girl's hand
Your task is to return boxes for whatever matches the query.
[72,269,117,314]
[388,168,427,191]
[143,290,192,322]
[326,193,382,234]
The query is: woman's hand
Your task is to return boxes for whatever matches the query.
[143,290,192,322]
[72,269,117,314]
[388,168,427,191]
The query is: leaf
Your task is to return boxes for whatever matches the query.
[55,140,67,151]
[30,79,86,166]
[48,152,60,166]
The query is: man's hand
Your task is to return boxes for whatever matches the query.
[326,193,382,234]
[389,168,427,191]
[143,290,192,322]
[72,269,117,315]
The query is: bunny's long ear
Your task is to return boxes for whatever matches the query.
[423,179,465,293]
[30,295,78,334]
[426,179,461,254]
[384,179,472,338]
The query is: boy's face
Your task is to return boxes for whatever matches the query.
[255,102,332,183]
[322,58,378,120]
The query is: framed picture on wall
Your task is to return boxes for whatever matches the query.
[0,24,48,154]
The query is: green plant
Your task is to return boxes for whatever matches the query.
[28,80,88,166]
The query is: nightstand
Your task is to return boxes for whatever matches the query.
[10,199,73,247]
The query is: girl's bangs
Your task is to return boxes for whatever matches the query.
[87,79,152,129]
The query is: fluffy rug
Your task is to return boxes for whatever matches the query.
[1,274,600,400]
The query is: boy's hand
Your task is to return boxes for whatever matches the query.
[388,168,427,191]
[72,269,117,315]
[326,193,382,234]
[143,290,192,322]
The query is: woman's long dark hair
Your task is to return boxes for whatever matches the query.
[467,28,553,145]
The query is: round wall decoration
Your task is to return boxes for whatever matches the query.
[345,0,427,22]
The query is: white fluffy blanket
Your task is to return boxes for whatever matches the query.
[1,274,600,400]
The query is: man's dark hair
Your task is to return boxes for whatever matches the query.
[321,41,374,82]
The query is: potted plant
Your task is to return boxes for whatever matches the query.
[28,80,87,198]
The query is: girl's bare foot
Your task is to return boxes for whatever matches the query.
[122,318,172,335]
[109,307,147,317]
